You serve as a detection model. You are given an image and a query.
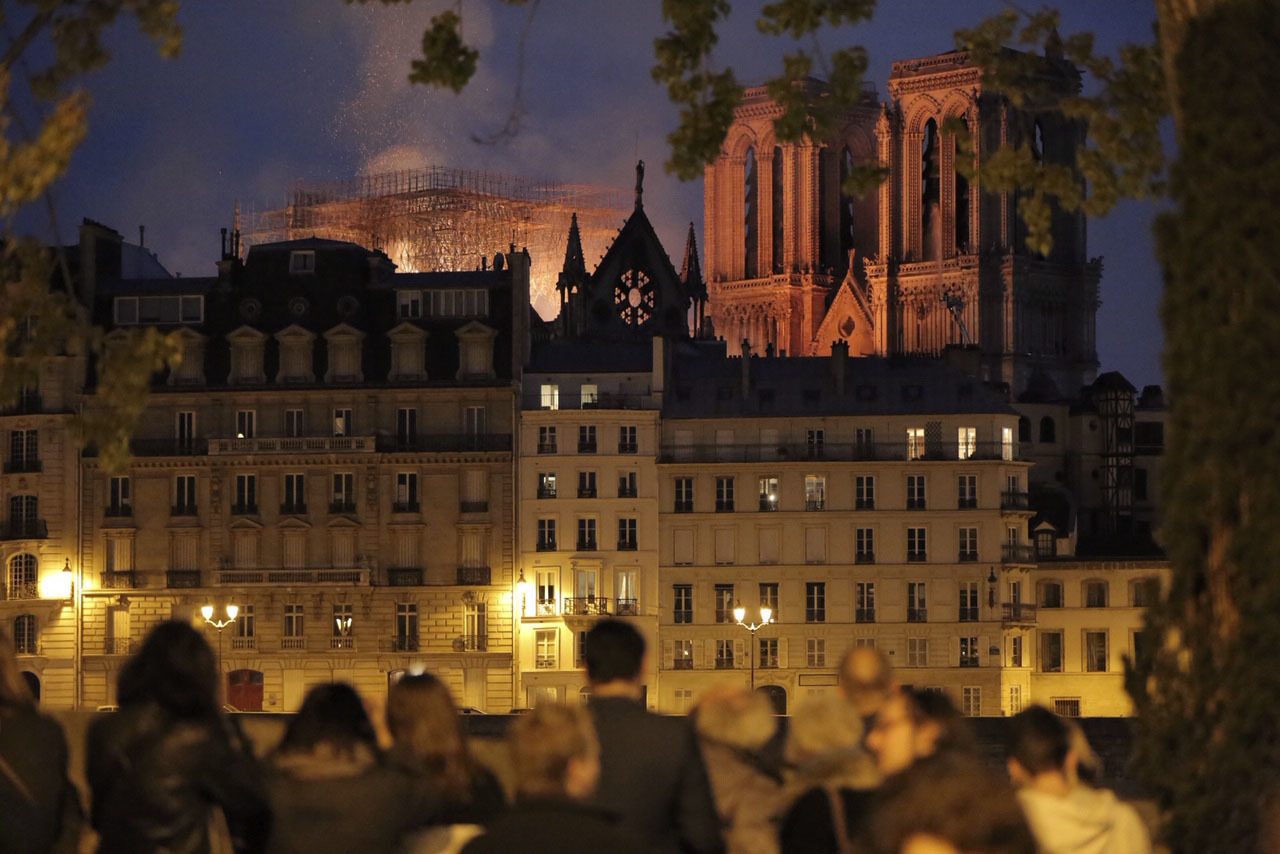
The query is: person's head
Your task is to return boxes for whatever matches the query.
[867,688,972,776]
[510,703,600,801]
[386,672,475,796]
[117,620,219,719]
[582,619,645,687]
[872,751,1036,854]
[1006,705,1073,787]
[838,645,893,717]
[785,693,878,786]
[1063,717,1101,786]
[279,682,378,759]
[0,630,35,710]
[692,684,777,751]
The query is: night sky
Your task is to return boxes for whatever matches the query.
[19,1,1166,389]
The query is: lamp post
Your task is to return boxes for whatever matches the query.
[201,604,239,701]
[733,602,773,692]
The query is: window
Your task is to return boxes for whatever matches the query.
[618,471,637,498]
[7,554,36,600]
[806,429,824,458]
[174,475,197,514]
[1011,635,1024,667]
[176,410,197,448]
[536,519,557,551]
[396,290,422,318]
[957,475,977,509]
[715,639,735,669]
[906,474,926,509]
[855,427,874,454]
[617,517,637,550]
[1134,468,1149,502]
[619,425,638,453]
[538,426,557,454]
[1084,581,1108,608]
[960,637,979,668]
[805,582,826,623]
[804,475,826,510]
[1018,416,1031,443]
[235,409,256,439]
[855,582,876,623]
[1053,698,1081,718]
[1131,578,1159,607]
[959,527,978,562]
[236,605,256,640]
[330,408,353,437]
[1040,631,1064,672]
[758,476,779,511]
[1035,530,1056,559]
[284,409,304,438]
[907,582,927,622]
[855,528,875,563]
[108,476,132,516]
[13,614,37,654]
[1039,416,1056,443]
[8,429,37,471]
[907,637,928,667]
[715,477,735,512]
[855,475,875,509]
[907,527,927,562]
[580,384,598,408]
[283,473,306,513]
[395,473,418,511]
[1085,631,1108,672]
[536,629,558,668]
[957,427,977,459]
[674,639,694,669]
[616,571,637,614]
[1002,426,1015,461]
[907,427,925,460]
[759,582,779,613]
[674,477,694,513]
[961,686,981,716]
[1009,685,1023,714]
[807,638,826,667]
[464,406,486,435]
[959,581,979,622]
[577,471,597,498]
[535,569,558,615]
[331,473,355,512]
[390,408,416,447]
[537,472,557,499]
[714,584,735,623]
[395,603,419,649]
[465,603,487,650]
[233,474,257,514]
[576,518,597,551]
[1040,581,1064,608]
[759,638,778,668]
[289,250,316,273]
[578,425,597,453]
[673,584,693,623]
[284,603,305,644]
[427,288,489,318]
[332,603,354,648]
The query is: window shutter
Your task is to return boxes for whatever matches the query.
[715,429,735,461]
[673,529,695,565]
[283,533,306,568]
[735,639,746,668]
[805,527,826,563]
[662,640,673,668]
[777,638,788,669]
[714,528,735,564]
[758,528,780,564]
[760,429,779,460]
[332,531,355,568]
[693,639,705,669]
[674,430,694,462]
[949,636,961,668]
[979,634,991,667]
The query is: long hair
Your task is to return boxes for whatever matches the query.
[117,620,219,719]
[278,682,378,758]
[0,630,35,711]
[386,673,476,799]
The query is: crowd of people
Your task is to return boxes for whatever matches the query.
[0,621,1153,854]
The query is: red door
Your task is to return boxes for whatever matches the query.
[227,669,263,711]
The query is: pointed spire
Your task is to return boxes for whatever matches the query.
[680,222,705,295]
[560,212,586,284]
[634,160,645,209]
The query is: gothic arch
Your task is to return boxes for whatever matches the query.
[902,94,943,134]
[725,127,760,160]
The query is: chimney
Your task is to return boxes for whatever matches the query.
[507,244,532,375]
[830,339,849,395]
[943,344,982,378]
[765,341,775,358]
[651,336,666,401]
[741,340,752,398]
[221,228,228,259]
[138,225,145,248]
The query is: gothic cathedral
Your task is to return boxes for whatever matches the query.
[704,49,1101,398]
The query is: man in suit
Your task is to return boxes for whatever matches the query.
[584,619,724,854]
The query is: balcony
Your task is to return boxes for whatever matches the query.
[714,657,734,670]
[0,392,42,416]
[536,539,557,552]
[959,607,980,622]
[576,487,597,499]
[103,638,133,655]
[86,438,208,457]
[459,634,488,652]
[381,636,420,652]
[1002,603,1038,625]
[1,520,47,541]
[535,599,558,616]
[577,441,597,454]
[3,459,41,474]
[456,566,491,585]
[758,497,778,512]
[616,598,638,616]
[537,485,557,499]
[805,499,826,511]
[855,609,876,623]
[378,433,513,453]
[1001,544,1037,564]
[673,658,693,670]
[230,504,259,516]
[855,551,875,565]
[330,637,356,651]
[281,637,306,650]
[715,500,734,512]
[906,551,927,563]
[522,391,654,411]
[211,435,377,455]
[171,504,198,516]
[100,571,139,590]
[329,501,357,515]
[576,538,597,551]
[1001,491,1031,510]
[805,610,826,623]
[617,539,638,551]
[460,501,488,513]
[4,581,38,600]
[216,569,367,585]
[618,487,638,498]
[537,443,557,454]
[535,656,557,669]
[387,568,423,586]
[673,501,693,514]
[104,505,133,519]
[618,442,638,454]
[958,497,978,510]
[855,498,875,510]
[166,569,202,588]
[230,637,256,651]
[392,501,421,513]
[906,498,926,510]
[660,439,1022,464]
[907,607,928,623]
[565,596,610,616]
[958,551,979,563]
[280,503,308,515]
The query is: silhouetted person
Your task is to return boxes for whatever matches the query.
[584,619,724,854]
[462,703,643,854]
[87,620,268,853]
[0,629,82,854]
[266,682,439,854]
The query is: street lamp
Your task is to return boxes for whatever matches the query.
[733,602,773,692]
[201,604,239,700]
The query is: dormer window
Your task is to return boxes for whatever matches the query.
[397,290,422,318]
[323,324,366,383]
[227,327,267,385]
[168,330,206,386]
[289,251,316,274]
[387,323,427,381]
[454,321,497,380]
[274,326,316,384]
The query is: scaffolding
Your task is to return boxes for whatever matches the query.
[241,166,631,312]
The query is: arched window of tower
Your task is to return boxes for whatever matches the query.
[771,147,785,274]
[840,146,856,271]
[921,119,941,262]
[744,146,759,278]
[953,118,971,255]
[1032,118,1045,164]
